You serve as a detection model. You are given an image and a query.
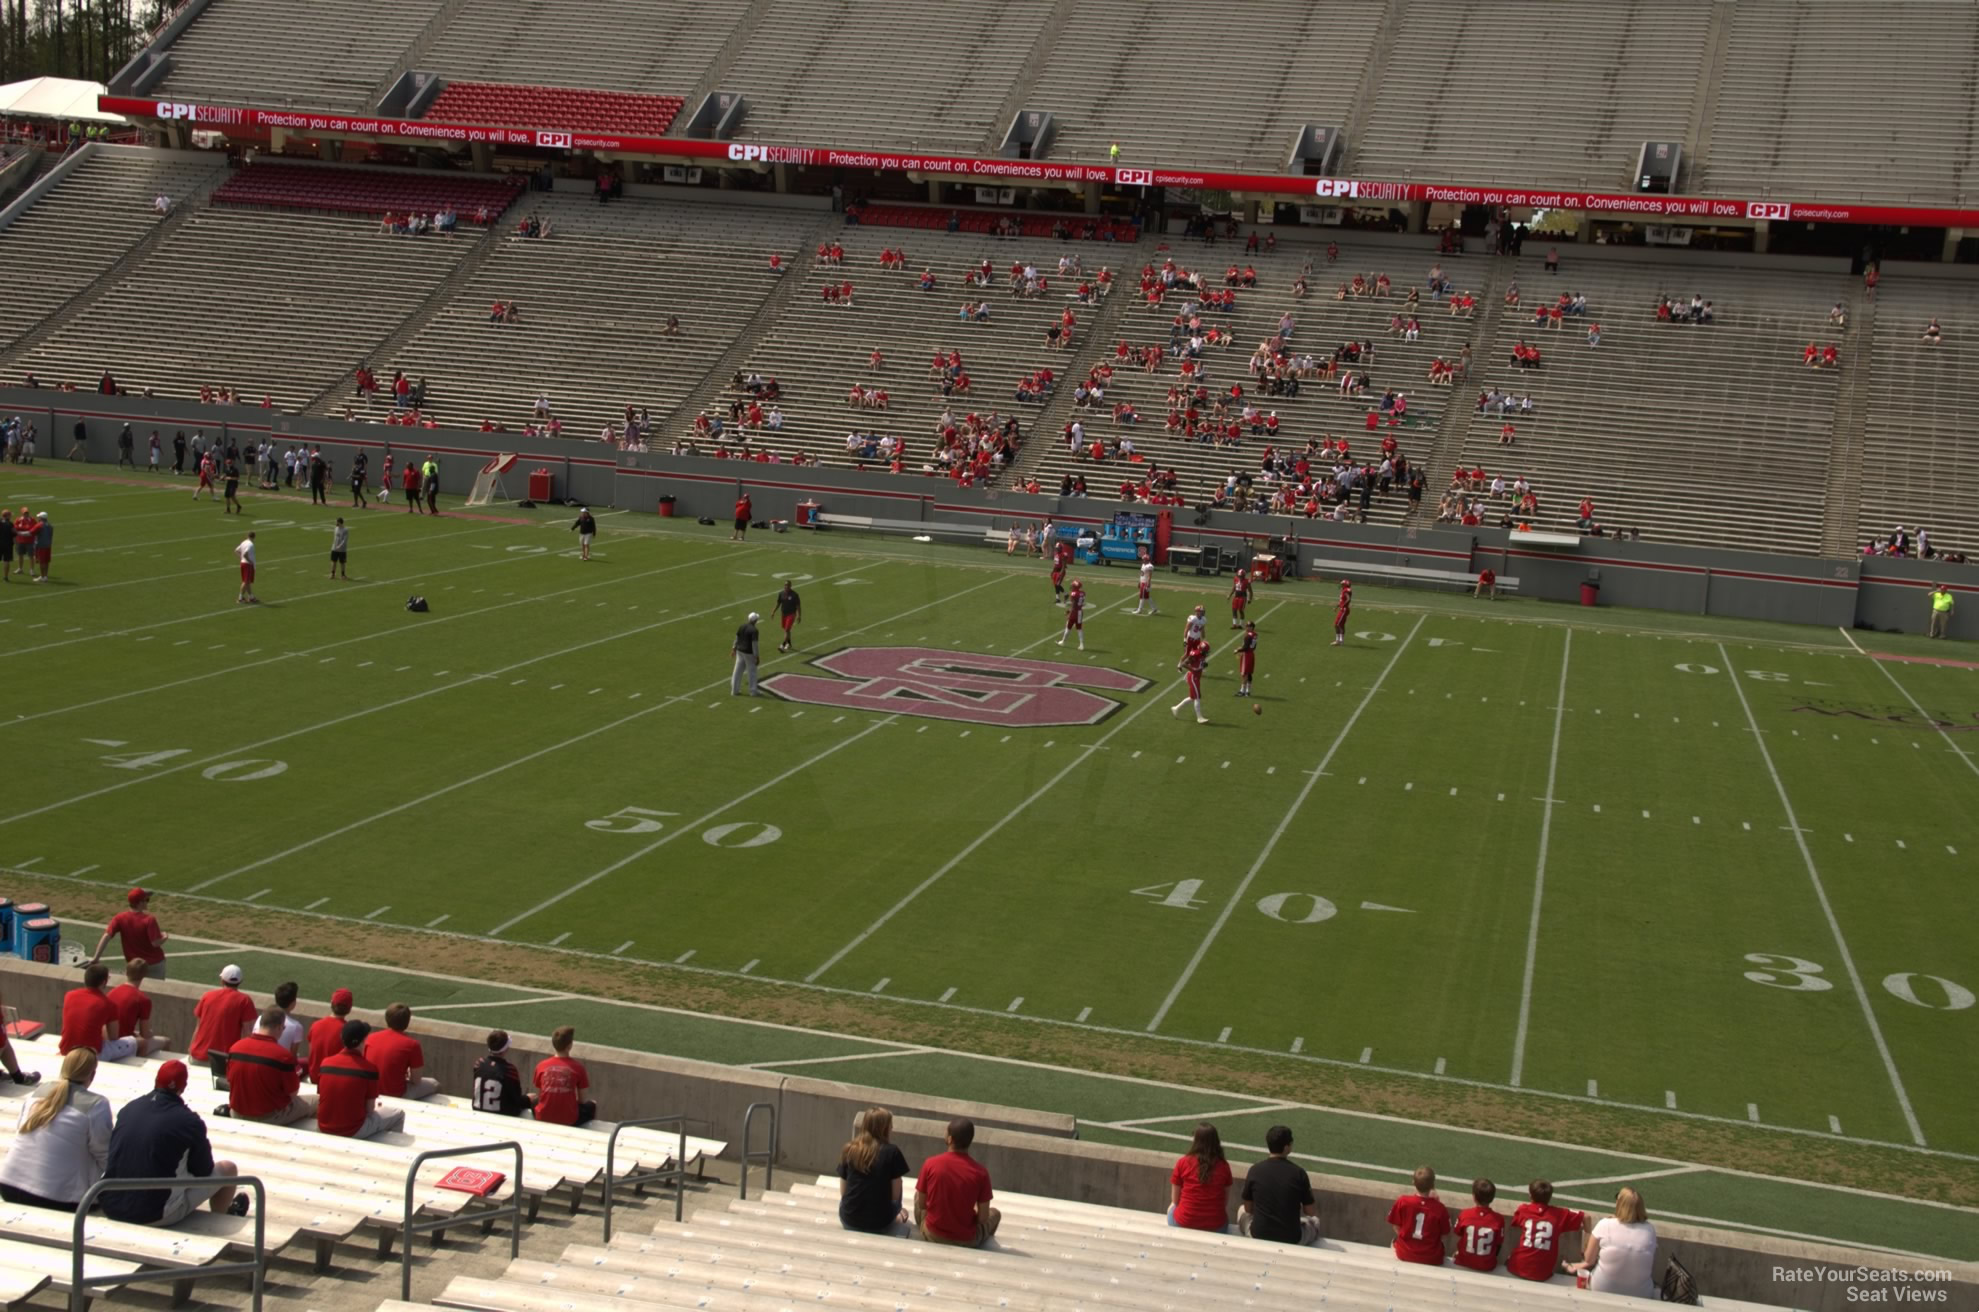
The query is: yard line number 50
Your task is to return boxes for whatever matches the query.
[585,806,782,848]
[1742,953,1974,1010]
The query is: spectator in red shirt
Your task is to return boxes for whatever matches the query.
[1387,1165,1451,1265]
[225,1007,316,1126]
[532,1026,595,1126]
[1506,1179,1587,1281]
[914,1117,999,1246]
[731,493,752,542]
[1453,1178,1506,1272]
[307,988,355,1084]
[365,1004,439,1100]
[1475,567,1498,600]
[316,1021,404,1140]
[1166,1122,1233,1232]
[85,887,168,978]
[188,964,258,1087]
[106,960,170,1057]
[60,964,133,1061]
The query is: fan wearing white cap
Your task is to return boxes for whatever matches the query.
[188,964,258,1087]
[731,610,763,697]
[470,1029,533,1117]
[571,506,597,560]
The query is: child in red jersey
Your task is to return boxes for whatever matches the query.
[1506,1179,1587,1281]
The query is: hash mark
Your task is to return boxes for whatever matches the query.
[587,687,602,695]
[1433,1057,1446,1075]
[674,950,696,964]
[1896,839,1907,850]
[1358,1047,1373,1064]
[427,914,450,928]
[1828,1115,1843,1135]
[1949,845,1959,856]
[1291,1037,1304,1054]
[1692,816,1700,825]
[550,684,565,691]
[739,959,759,974]
[612,941,634,955]
[871,978,890,993]
[1005,996,1024,1013]
[1497,793,1505,802]
[917,724,928,734]
[939,987,958,1003]
[1267,766,1276,775]
[1742,821,1751,831]
[1845,833,1854,843]
[1641,809,1650,819]
[364,905,390,920]
[1747,1103,1761,1123]
[1666,1090,1678,1110]
[304,897,329,910]
[547,931,571,946]
[1217,1026,1232,1043]
[1075,1006,1092,1022]
[1587,1079,1599,1098]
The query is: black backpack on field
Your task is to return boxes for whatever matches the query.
[406,595,429,613]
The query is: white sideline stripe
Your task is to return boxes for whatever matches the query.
[802,602,1261,989]
[1510,628,1572,1088]
[1551,1164,1707,1189]
[1720,654,1923,1143]
[487,717,900,937]
[0,523,514,658]
[1860,647,1979,784]
[1145,614,1424,1031]
[181,558,895,892]
[12,543,759,729]
[481,572,1019,937]
[1107,1102,1300,1128]
[743,1047,933,1071]
[416,993,576,1013]
[1837,625,1867,655]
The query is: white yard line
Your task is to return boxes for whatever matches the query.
[803,599,1283,987]
[1858,648,1979,784]
[10,554,867,834]
[1105,1101,1301,1128]
[1716,641,1926,1146]
[1145,613,1424,1032]
[415,993,577,1013]
[1510,628,1572,1088]
[1551,1164,1710,1189]
[480,573,1015,936]
[1837,625,1867,655]
[741,1047,934,1071]
[182,558,905,893]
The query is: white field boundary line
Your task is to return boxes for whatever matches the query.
[741,1047,935,1070]
[1838,625,1867,655]
[33,907,1979,1177]
[1856,644,1979,784]
[1085,1123,1965,1263]
[1549,1164,1711,1189]
[0,519,516,599]
[1144,612,1425,1032]
[1510,627,1572,1087]
[803,598,1286,986]
[414,993,577,1013]
[184,554,898,894]
[9,545,760,728]
[1103,1102,1302,1128]
[490,576,1104,938]
[1716,640,1927,1147]
[0,557,878,831]
[0,524,527,657]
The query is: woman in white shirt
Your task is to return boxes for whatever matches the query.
[0,1049,111,1212]
[1569,1186,1659,1298]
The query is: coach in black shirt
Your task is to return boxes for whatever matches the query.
[1239,1124,1319,1244]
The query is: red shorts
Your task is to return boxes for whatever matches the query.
[1184,669,1202,698]
[1138,582,1150,598]
[197,475,212,488]
[1065,610,1082,630]
[1335,607,1350,628]
[1051,569,1065,585]
[781,613,796,631]
[33,549,50,567]
[1231,595,1246,611]
[240,563,255,583]
[1239,654,1255,676]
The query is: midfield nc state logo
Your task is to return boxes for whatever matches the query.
[762,647,1149,726]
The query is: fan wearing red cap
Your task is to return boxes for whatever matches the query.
[84,888,168,978]
[307,988,356,1084]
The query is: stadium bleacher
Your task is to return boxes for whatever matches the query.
[423,84,686,139]
[212,161,527,221]
[1857,274,1979,554]
[149,0,453,111]
[416,0,750,102]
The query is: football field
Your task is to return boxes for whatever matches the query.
[3,467,1977,1237]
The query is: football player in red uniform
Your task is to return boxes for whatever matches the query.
[1229,568,1251,628]
[1333,578,1353,646]
[1049,553,1068,605]
[1057,579,1086,650]
[1171,635,1210,724]
[1235,621,1258,696]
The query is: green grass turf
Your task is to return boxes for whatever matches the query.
[2,466,1977,1253]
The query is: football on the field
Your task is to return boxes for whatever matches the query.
[1252,703,1262,716]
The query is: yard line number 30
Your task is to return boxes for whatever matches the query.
[1742,953,1973,1010]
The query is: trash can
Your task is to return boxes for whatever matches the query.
[528,467,554,501]
[657,496,677,518]
[10,902,46,955]
[1579,581,1600,607]
[0,898,13,953]
[16,917,58,964]
[795,500,820,527]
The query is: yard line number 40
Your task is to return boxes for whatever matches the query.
[1133,880,1337,923]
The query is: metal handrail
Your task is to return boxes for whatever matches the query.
[73,1175,266,1312]
[400,1141,522,1300]
[603,1113,697,1240]
[738,1101,777,1200]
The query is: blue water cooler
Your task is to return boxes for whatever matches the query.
[10,902,47,956]
[16,917,58,963]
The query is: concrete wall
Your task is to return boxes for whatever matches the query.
[5,390,1975,639]
[0,961,1969,1311]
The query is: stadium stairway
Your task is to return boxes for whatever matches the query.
[647,211,843,440]
[1415,250,1510,511]
[1856,273,1979,556]
[1012,267,1136,477]
[1817,281,1874,558]
[973,0,1081,158]
[668,0,780,130]
[366,0,482,110]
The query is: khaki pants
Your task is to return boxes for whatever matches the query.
[1929,609,1951,638]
